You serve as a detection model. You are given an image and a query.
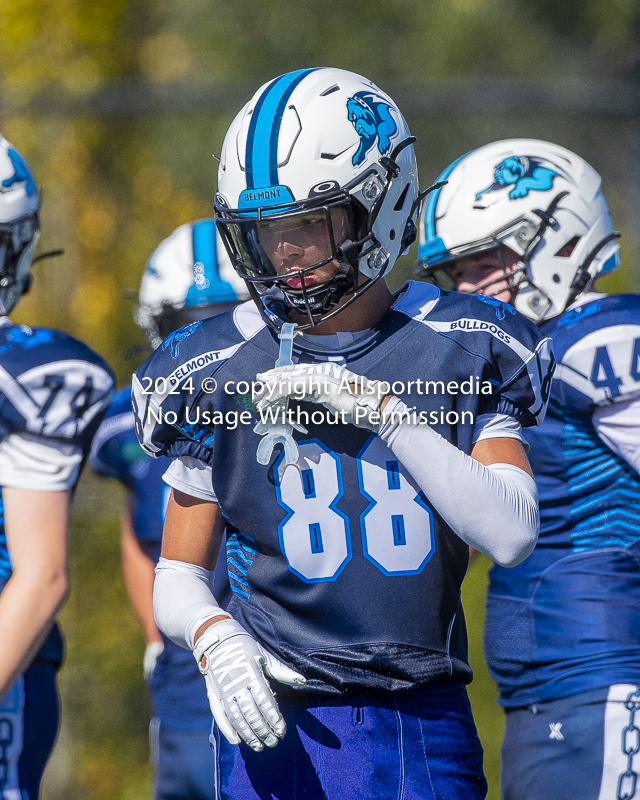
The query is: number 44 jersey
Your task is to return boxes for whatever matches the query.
[485,293,640,708]
[134,281,552,696]
[0,319,114,661]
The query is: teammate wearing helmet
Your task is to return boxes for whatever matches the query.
[0,135,114,797]
[133,70,553,799]
[418,139,640,800]
[90,220,247,800]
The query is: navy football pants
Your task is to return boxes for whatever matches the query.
[501,684,640,800]
[211,682,487,799]
[151,719,216,800]
[0,660,59,799]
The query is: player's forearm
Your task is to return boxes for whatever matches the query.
[120,519,162,644]
[378,398,539,567]
[0,568,67,699]
[155,490,228,648]
[0,487,70,698]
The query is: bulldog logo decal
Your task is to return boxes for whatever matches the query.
[475,156,557,202]
[346,92,398,167]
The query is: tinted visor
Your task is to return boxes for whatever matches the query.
[218,204,352,283]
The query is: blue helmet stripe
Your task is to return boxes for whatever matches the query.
[245,68,319,191]
[186,220,239,304]
[419,151,471,263]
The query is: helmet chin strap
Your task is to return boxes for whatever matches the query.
[270,225,381,329]
[256,261,388,332]
[564,231,621,310]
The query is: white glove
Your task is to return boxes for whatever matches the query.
[255,362,388,432]
[143,640,164,681]
[194,618,306,752]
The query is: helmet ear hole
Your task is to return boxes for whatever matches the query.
[394,183,410,212]
[555,236,581,258]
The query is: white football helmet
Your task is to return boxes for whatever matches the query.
[214,67,419,328]
[136,219,249,348]
[0,135,40,315]
[417,139,620,321]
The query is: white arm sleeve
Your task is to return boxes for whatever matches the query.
[153,557,231,650]
[0,433,82,491]
[592,395,640,474]
[163,457,217,502]
[379,398,539,567]
[472,413,528,450]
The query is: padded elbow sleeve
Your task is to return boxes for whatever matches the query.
[153,557,230,650]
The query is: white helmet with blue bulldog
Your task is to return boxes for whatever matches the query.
[136,219,249,348]
[417,139,619,321]
[214,67,419,328]
[0,135,40,315]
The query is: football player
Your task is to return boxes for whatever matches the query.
[90,219,247,800]
[417,139,640,800]
[133,70,553,799]
[0,135,114,797]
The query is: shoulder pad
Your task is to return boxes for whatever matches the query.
[0,324,114,445]
[398,282,554,427]
[133,305,264,461]
[90,385,135,464]
[551,294,640,412]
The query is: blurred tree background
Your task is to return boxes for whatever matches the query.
[1,1,639,797]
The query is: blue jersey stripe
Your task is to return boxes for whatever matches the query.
[245,68,318,191]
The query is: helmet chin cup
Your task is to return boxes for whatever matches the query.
[513,283,553,322]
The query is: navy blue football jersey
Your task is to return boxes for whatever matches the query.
[0,319,114,663]
[90,386,213,728]
[484,294,640,708]
[91,387,170,543]
[133,282,552,695]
